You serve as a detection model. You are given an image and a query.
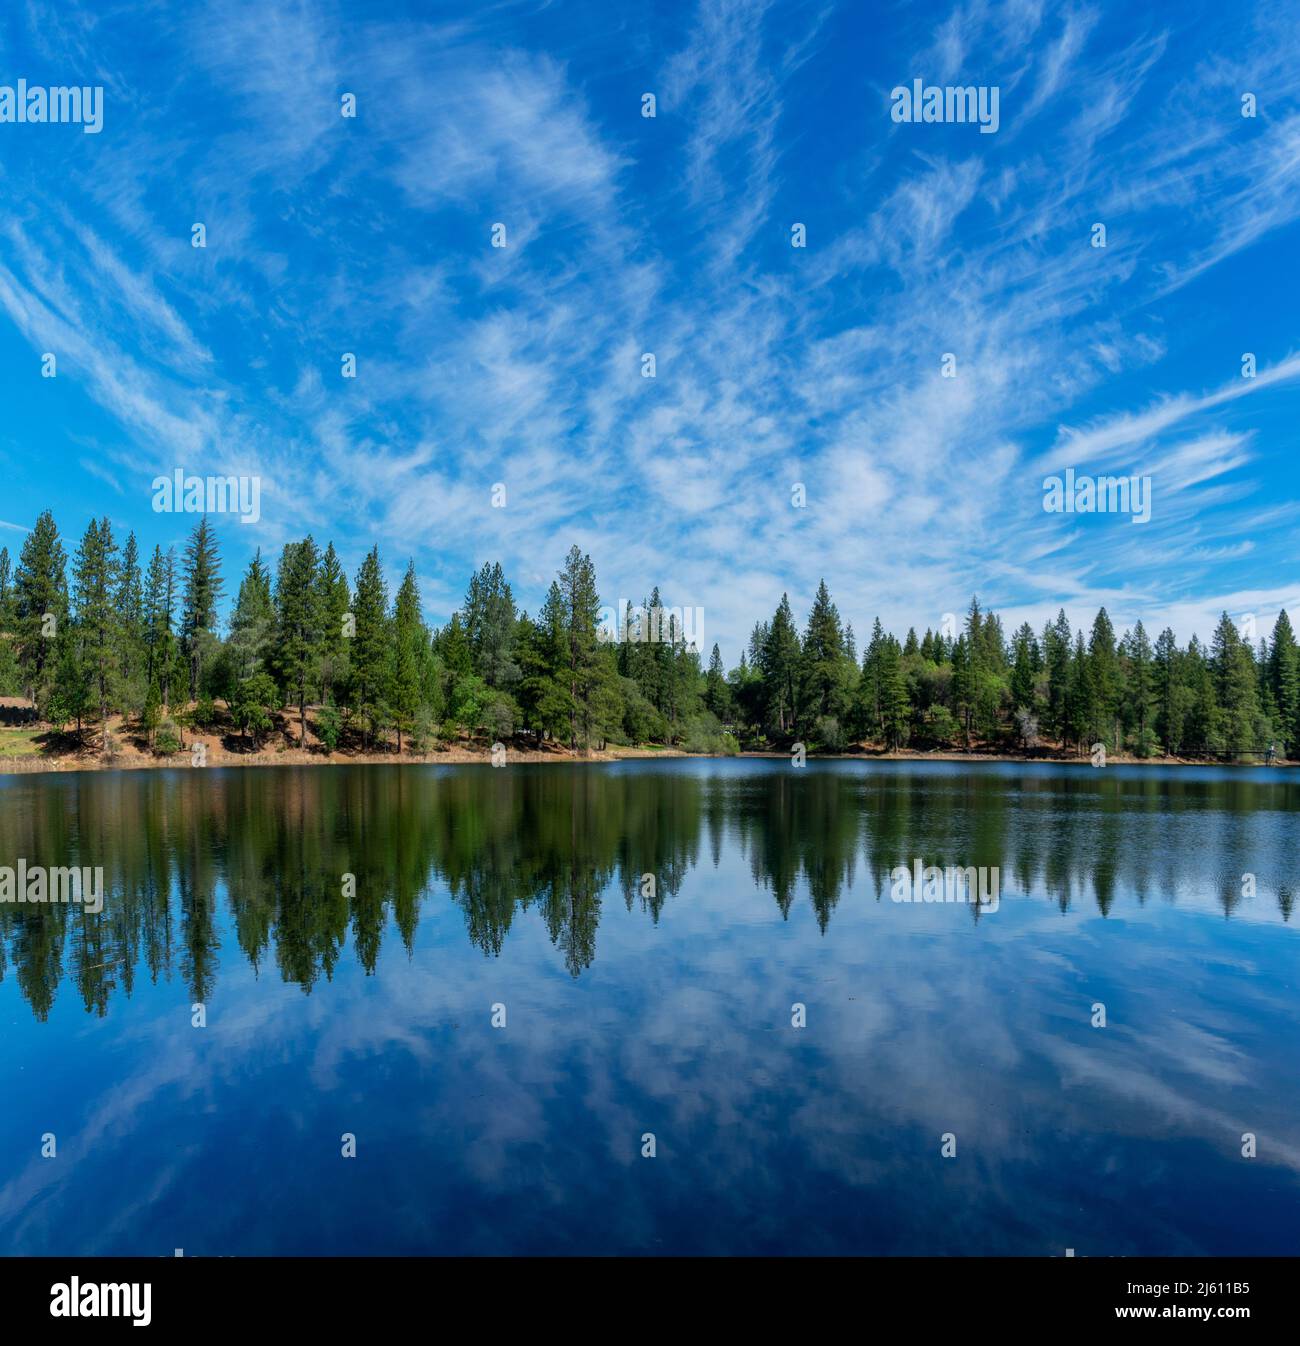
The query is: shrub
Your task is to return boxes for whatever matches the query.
[409,706,436,755]
[925,706,961,746]
[316,700,342,754]
[814,714,845,752]
[155,722,180,756]
[482,695,518,742]
[681,711,736,754]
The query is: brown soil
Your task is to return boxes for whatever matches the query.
[0,701,1291,774]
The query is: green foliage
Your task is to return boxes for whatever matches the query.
[13,510,68,708]
[813,714,845,751]
[180,516,223,700]
[316,699,343,755]
[142,679,162,744]
[232,673,278,748]
[681,711,736,754]
[4,510,1292,765]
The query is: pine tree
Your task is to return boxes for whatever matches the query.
[464,560,519,690]
[0,545,17,695]
[1067,631,1094,753]
[1268,611,1299,754]
[1121,620,1155,755]
[877,635,909,749]
[13,510,67,710]
[115,531,144,693]
[1088,608,1120,748]
[350,546,390,746]
[228,549,274,682]
[759,595,801,737]
[704,643,731,719]
[1153,627,1185,754]
[1210,612,1261,755]
[315,542,351,705]
[521,582,573,741]
[390,561,426,753]
[180,516,224,700]
[71,517,120,754]
[143,545,179,708]
[1010,622,1040,711]
[273,537,322,748]
[557,545,603,749]
[801,579,849,723]
[950,634,973,746]
[1043,609,1072,742]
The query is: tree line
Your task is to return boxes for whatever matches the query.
[0,510,1296,759]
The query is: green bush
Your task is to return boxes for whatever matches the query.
[814,714,845,751]
[316,700,342,754]
[681,712,737,754]
[409,706,436,755]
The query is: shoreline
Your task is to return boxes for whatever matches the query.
[0,743,1293,776]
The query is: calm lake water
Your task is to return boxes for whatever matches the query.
[1,758,1297,1256]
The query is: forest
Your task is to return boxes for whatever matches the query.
[0,508,1296,761]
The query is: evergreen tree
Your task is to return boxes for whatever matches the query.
[390,561,426,753]
[1210,612,1262,755]
[704,643,731,720]
[143,545,179,708]
[351,546,390,746]
[13,510,67,710]
[1067,631,1094,753]
[950,634,973,746]
[0,546,19,694]
[1121,620,1156,755]
[759,595,801,737]
[464,560,519,690]
[180,516,223,700]
[801,579,850,724]
[71,517,120,754]
[1088,608,1120,748]
[1043,609,1072,742]
[315,542,351,705]
[115,531,144,695]
[1009,622,1040,711]
[877,634,909,749]
[1153,627,1186,755]
[228,549,274,683]
[273,537,322,748]
[1268,610,1299,754]
[521,582,574,741]
[556,545,604,749]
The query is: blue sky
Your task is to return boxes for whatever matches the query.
[1,0,1298,661]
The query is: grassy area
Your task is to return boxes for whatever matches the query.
[0,729,45,758]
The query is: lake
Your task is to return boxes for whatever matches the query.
[1,758,1297,1255]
